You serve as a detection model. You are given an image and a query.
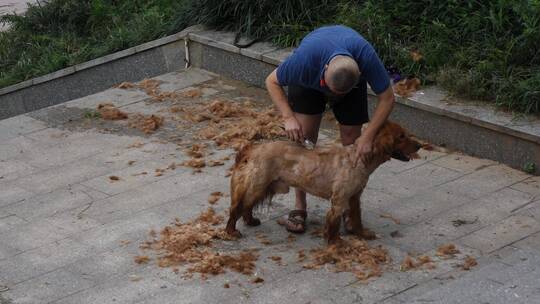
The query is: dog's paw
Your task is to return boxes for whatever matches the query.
[358,228,376,240]
[244,217,261,227]
[327,236,343,246]
[225,228,242,239]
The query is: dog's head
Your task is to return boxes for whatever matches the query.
[372,121,422,162]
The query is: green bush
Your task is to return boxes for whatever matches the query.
[185,0,540,114]
[0,0,187,88]
[1,0,539,114]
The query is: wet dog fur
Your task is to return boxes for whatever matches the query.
[225,121,422,244]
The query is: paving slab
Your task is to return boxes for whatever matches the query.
[1,268,95,304]
[0,237,94,285]
[52,267,177,304]
[0,158,39,182]
[510,176,540,198]
[459,214,540,254]
[367,188,472,226]
[389,188,536,253]
[367,162,464,198]
[0,68,538,304]
[0,217,71,253]
[0,114,48,135]
[0,183,35,207]
[0,184,103,220]
[434,164,530,199]
[430,153,499,174]
[379,147,447,174]
[63,88,150,110]
[0,124,18,141]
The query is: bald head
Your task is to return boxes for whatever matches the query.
[325,56,360,94]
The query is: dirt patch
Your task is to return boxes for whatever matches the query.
[268,256,284,266]
[97,103,128,120]
[208,160,225,167]
[461,255,477,270]
[400,255,435,271]
[399,245,476,272]
[180,88,202,98]
[379,213,401,225]
[393,78,421,97]
[117,79,182,102]
[182,158,206,169]
[208,192,223,205]
[117,82,136,89]
[134,255,150,264]
[436,243,460,258]
[255,233,272,245]
[128,114,164,134]
[252,277,264,283]
[185,143,207,158]
[184,99,285,150]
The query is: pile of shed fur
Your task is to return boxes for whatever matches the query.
[137,208,258,279]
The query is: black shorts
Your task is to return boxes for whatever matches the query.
[287,79,369,126]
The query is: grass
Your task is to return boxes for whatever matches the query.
[182,0,540,114]
[1,0,539,114]
[0,0,187,88]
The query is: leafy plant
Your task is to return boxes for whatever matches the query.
[83,109,101,119]
[1,0,539,115]
[522,162,536,174]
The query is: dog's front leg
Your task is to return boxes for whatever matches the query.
[347,194,376,240]
[325,198,345,245]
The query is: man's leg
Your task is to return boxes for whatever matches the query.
[288,112,322,232]
[332,80,369,233]
[339,124,362,146]
[279,85,326,233]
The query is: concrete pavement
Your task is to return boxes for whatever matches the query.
[0,68,539,304]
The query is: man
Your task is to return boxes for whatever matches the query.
[265,25,394,233]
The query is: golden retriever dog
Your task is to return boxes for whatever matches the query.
[225,121,422,244]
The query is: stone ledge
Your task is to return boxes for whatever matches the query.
[74,48,137,72]
[0,25,203,96]
[185,28,539,147]
[0,79,33,95]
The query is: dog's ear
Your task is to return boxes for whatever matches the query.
[372,129,394,157]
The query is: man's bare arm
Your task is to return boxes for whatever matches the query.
[363,85,395,140]
[354,85,395,166]
[265,69,304,141]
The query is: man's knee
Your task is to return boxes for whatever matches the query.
[340,126,362,145]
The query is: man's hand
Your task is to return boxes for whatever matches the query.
[284,116,304,142]
[265,69,304,143]
[354,135,374,167]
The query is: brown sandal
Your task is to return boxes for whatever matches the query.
[277,210,307,233]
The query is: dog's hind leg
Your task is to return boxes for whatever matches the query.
[225,175,246,237]
[241,184,270,227]
[242,200,261,227]
[347,194,376,240]
[225,203,243,238]
[242,180,287,226]
[325,197,346,245]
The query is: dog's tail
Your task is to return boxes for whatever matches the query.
[231,143,287,211]
[234,143,253,167]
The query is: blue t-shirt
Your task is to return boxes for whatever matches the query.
[276,25,390,95]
